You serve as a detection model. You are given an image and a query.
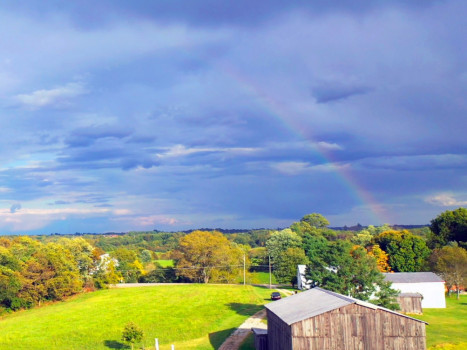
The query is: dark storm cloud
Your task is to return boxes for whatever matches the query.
[0,0,465,233]
[65,125,132,148]
[0,0,439,28]
[49,200,71,205]
[312,84,373,104]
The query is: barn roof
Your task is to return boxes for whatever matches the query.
[399,292,423,298]
[383,272,444,283]
[265,287,427,326]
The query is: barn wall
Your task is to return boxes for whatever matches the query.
[392,282,446,308]
[289,304,426,350]
[267,310,292,350]
[397,296,423,314]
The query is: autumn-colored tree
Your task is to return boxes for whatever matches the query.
[372,230,430,272]
[367,244,392,272]
[429,245,467,299]
[40,243,82,300]
[173,230,244,283]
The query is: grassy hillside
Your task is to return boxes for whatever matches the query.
[3,284,463,350]
[416,295,467,350]
[0,285,274,350]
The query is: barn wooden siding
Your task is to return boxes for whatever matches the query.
[397,294,423,314]
[268,303,426,350]
[267,310,292,350]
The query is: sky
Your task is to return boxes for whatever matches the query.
[0,1,466,235]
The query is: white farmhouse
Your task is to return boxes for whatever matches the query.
[383,272,446,308]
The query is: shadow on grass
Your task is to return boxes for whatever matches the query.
[209,327,237,349]
[226,303,264,316]
[104,340,129,349]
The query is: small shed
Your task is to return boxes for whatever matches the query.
[383,272,446,308]
[397,293,423,314]
[264,287,427,350]
[252,328,268,350]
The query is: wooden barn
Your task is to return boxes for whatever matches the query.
[263,287,427,350]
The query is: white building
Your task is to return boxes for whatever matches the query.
[297,265,311,290]
[383,272,446,308]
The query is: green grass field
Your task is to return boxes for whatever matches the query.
[249,271,277,285]
[1,285,464,350]
[0,285,274,350]
[416,295,467,350]
[155,259,174,267]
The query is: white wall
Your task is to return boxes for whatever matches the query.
[392,282,446,308]
[297,265,310,290]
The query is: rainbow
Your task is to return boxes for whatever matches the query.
[217,61,391,225]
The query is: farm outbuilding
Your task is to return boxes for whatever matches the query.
[397,293,423,314]
[263,287,427,350]
[383,272,446,309]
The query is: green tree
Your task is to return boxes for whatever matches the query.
[266,229,302,263]
[111,248,143,283]
[373,230,430,272]
[300,213,330,229]
[273,247,308,286]
[429,207,467,248]
[121,322,144,350]
[58,238,94,277]
[303,238,399,309]
[0,266,23,311]
[140,249,153,264]
[429,245,467,299]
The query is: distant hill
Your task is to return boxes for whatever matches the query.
[47,224,430,236]
[330,224,429,231]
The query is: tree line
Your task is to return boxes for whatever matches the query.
[0,207,466,313]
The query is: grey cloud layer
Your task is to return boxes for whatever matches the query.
[0,1,465,233]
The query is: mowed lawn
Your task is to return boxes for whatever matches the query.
[0,285,273,350]
[416,295,467,350]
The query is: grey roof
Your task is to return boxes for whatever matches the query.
[383,272,444,283]
[265,287,427,326]
[251,328,268,335]
[399,293,423,298]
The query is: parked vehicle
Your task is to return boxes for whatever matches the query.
[271,292,281,300]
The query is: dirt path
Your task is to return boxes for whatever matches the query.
[277,289,295,297]
[218,309,267,350]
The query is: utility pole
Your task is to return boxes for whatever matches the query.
[243,254,246,286]
[269,254,272,289]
